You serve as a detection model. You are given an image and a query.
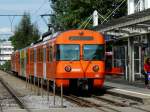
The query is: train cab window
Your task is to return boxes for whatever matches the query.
[83,45,104,61]
[56,44,80,61]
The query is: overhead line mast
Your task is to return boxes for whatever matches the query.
[0,15,25,32]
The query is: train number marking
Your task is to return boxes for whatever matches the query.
[72,68,81,72]
[95,74,100,77]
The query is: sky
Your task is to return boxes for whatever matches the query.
[0,0,52,39]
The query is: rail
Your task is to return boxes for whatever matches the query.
[92,94,128,107]
[92,94,150,112]
[63,94,122,112]
[0,77,31,112]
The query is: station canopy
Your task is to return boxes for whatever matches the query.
[95,8,150,39]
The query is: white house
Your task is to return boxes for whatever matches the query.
[128,0,150,15]
[0,41,14,65]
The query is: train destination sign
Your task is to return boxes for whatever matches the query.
[69,36,93,40]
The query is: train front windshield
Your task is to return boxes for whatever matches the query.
[83,45,105,61]
[56,44,80,61]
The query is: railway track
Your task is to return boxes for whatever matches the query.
[4,71,150,112]
[92,94,133,107]
[0,77,31,112]
[64,94,122,112]
[63,93,150,112]
[92,94,150,112]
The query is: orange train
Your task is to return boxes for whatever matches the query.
[11,29,105,91]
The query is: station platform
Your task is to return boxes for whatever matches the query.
[3,108,100,112]
[105,75,150,104]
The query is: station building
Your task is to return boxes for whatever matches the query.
[96,0,150,82]
[0,41,14,65]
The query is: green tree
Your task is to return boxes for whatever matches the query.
[10,13,40,50]
[50,0,127,30]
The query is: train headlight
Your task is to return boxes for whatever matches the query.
[65,66,72,72]
[93,65,99,72]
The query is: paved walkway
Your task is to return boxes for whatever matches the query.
[105,75,146,89]
[105,75,150,105]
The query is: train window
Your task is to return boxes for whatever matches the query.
[18,54,20,64]
[21,50,24,66]
[40,48,43,61]
[37,48,40,61]
[26,51,29,64]
[56,44,80,61]
[49,46,53,61]
[46,46,50,62]
[21,51,24,59]
[30,49,34,62]
[83,44,105,61]
[37,48,43,62]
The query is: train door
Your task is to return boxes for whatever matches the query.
[43,47,46,80]
[34,48,37,77]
